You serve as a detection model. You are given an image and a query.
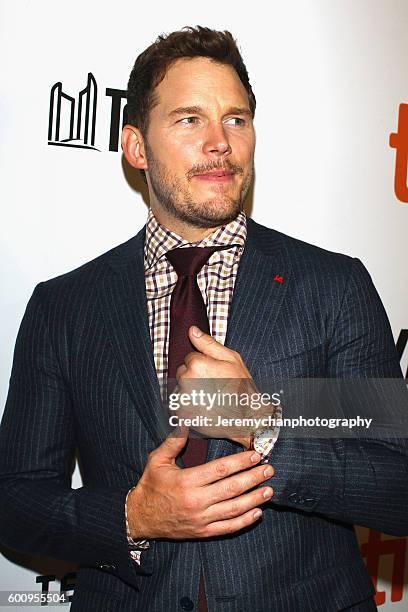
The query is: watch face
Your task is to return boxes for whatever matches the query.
[254,428,279,455]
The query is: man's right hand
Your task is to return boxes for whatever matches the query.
[127,426,274,540]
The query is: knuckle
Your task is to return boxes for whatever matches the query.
[214,461,229,478]
[225,520,237,534]
[224,480,240,497]
[182,492,200,512]
[227,501,240,518]
[231,349,242,363]
[196,524,210,538]
[147,448,158,462]
[189,363,199,376]
[189,357,203,375]
[194,522,209,538]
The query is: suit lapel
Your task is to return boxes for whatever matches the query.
[206,218,292,461]
[98,227,167,446]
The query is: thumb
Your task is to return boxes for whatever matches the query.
[189,325,227,360]
[157,425,189,462]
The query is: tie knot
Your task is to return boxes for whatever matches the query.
[165,245,227,277]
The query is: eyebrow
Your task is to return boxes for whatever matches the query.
[168,105,253,118]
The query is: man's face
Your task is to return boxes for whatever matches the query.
[143,57,255,229]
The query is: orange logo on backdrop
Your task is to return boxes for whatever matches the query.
[390,104,408,203]
[360,530,407,606]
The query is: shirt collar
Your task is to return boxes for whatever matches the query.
[144,208,247,271]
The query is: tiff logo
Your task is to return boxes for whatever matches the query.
[47,73,128,153]
[360,529,406,606]
[48,73,98,150]
[389,104,408,203]
[36,572,76,604]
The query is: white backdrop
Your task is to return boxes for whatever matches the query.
[1,0,407,609]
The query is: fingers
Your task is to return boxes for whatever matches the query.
[199,507,265,538]
[152,426,189,463]
[183,450,264,487]
[207,463,274,505]
[204,484,273,524]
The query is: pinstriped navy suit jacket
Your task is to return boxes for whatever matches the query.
[0,217,407,611]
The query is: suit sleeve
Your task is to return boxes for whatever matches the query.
[268,258,408,536]
[0,284,152,590]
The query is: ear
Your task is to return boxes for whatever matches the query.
[121,124,148,171]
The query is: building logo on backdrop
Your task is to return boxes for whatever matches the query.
[48,73,98,150]
[389,103,408,203]
[47,73,127,153]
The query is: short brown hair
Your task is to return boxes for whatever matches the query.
[126,25,256,136]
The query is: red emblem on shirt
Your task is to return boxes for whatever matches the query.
[274,275,284,284]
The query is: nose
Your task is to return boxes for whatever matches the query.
[202,121,231,157]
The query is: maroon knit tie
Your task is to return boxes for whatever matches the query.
[166,245,228,458]
[166,245,227,612]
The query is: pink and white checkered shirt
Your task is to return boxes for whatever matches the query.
[125,208,247,564]
[144,208,247,378]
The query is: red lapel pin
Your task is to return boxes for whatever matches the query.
[274,274,284,284]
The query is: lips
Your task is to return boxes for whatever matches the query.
[196,170,234,177]
[193,170,235,182]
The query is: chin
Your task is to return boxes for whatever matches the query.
[183,199,243,228]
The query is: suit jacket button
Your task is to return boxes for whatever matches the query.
[99,563,117,571]
[180,596,194,610]
[289,492,299,504]
[303,498,317,508]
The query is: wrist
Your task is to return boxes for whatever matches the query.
[127,484,150,540]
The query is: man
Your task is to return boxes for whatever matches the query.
[0,26,407,612]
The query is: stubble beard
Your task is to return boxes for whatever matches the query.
[145,142,253,229]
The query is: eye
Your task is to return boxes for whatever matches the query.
[225,117,246,126]
[179,116,199,125]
